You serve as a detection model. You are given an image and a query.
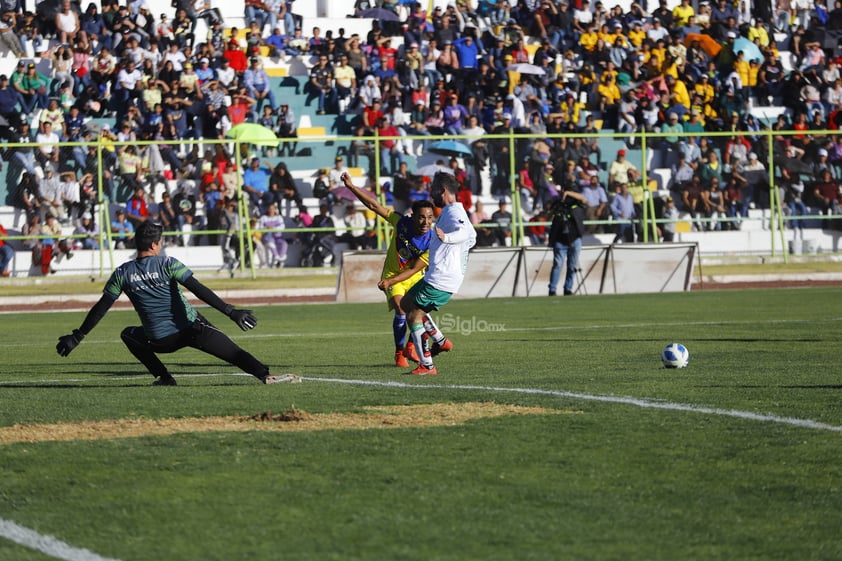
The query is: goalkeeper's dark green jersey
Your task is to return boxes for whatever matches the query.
[103,255,197,340]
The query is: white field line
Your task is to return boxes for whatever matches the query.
[2,372,841,434]
[0,518,121,561]
[303,377,842,433]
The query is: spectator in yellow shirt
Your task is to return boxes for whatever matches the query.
[665,74,691,111]
[579,25,599,53]
[672,0,695,27]
[747,18,770,48]
[733,52,750,86]
[745,59,761,97]
[597,73,620,112]
[693,75,716,104]
[628,21,646,48]
[606,22,629,48]
[597,22,614,44]
[651,40,667,70]
[577,63,597,89]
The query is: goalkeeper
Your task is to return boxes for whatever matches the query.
[56,221,299,386]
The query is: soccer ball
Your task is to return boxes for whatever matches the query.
[661,343,690,369]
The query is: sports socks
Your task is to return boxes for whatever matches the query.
[410,322,433,367]
[393,313,407,350]
[423,314,446,346]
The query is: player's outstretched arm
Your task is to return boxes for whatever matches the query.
[377,256,427,290]
[56,294,116,356]
[340,172,390,220]
[181,275,257,331]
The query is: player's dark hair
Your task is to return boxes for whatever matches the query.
[432,172,460,195]
[411,200,434,215]
[430,172,459,207]
[135,221,163,251]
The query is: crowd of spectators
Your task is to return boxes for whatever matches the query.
[4,0,842,275]
[307,0,842,240]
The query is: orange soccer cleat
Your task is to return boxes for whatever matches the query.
[410,363,437,376]
[431,339,453,357]
[403,341,420,363]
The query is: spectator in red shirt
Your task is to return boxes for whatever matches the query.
[377,117,406,175]
[0,224,13,277]
[228,87,256,126]
[224,37,248,74]
[812,169,841,213]
[377,37,397,70]
[125,186,149,227]
[527,211,548,246]
[362,99,384,133]
[456,179,473,212]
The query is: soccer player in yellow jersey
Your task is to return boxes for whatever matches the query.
[340,172,451,368]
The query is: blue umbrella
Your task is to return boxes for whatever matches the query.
[428,140,473,157]
[732,37,763,63]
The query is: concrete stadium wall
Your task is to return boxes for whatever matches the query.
[337,243,697,303]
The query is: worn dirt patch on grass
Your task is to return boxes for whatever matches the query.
[0,403,573,445]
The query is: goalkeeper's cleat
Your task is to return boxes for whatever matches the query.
[430,339,453,357]
[394,350,409,368]
[410,363,437,376]
[152,374,177,386]
[264,374,303,384]
[403,341,419,363]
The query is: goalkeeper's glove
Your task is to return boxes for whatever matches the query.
[226,306,257,331]
[56,329,85,357]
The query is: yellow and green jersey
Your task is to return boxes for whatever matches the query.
[382,212,431,279]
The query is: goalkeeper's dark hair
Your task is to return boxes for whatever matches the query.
[411,199,434,215]
[431,172,460,195]
[135,221,163,251]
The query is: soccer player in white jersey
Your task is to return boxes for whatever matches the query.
[402,173,477,375]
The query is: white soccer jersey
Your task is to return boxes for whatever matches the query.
[425,202,476,294]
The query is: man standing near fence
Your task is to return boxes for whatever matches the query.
[547,188,588,296]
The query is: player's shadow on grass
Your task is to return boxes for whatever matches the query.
[0,383,152,389]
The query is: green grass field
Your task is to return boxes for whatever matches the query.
[1,289,841,561]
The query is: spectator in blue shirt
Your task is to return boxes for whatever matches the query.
[243,57,277,113]
[242,157,272,209]
[453,34,479,79]
[443,95,469,135]
[610,182,636,243]
[195,57,215,83]
[111,209,135,249]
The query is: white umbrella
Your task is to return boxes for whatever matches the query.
[505,63,545,75]
[416,164,453,177]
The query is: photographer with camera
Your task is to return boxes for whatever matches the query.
[547,187,588,297]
